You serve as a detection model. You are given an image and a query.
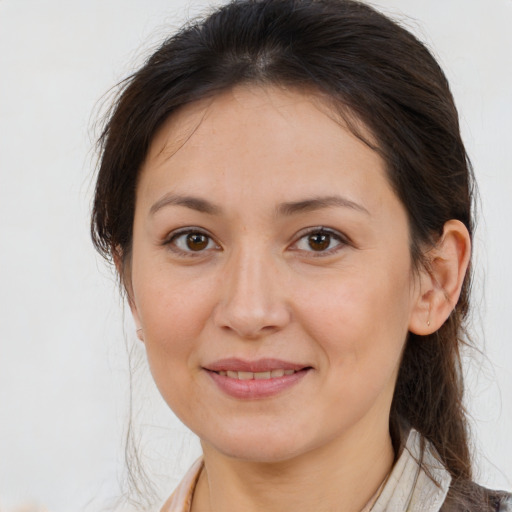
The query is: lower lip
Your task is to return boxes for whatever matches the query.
[205,369,310,399]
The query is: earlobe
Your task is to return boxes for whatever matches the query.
[113,245,144,342]
[127,290,144,342]
[129,298,145,343]
[409,220,471,336]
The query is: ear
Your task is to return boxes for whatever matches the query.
[128,299,145,343]
[113,245,144,342]
[409,220,471,335]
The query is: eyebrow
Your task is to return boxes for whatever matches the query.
[276,196,370,216]
[149,193,369,217]
[150,193,222,216]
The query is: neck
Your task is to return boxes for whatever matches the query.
[192,420,395,512]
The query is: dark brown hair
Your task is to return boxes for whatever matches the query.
[92,0,480,507]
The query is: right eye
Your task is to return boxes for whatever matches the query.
[166,229,220,255]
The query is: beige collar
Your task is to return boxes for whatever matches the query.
[371,429,451,512]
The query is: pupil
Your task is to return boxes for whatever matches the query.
[308,233,330,251]
[186,233,208,251]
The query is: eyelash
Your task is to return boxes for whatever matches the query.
[163,227,349,257]
[290,227,349,257]
[164,228,220,257]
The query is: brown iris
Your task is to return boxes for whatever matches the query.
[186,233,209,251]
[308,232,331,251]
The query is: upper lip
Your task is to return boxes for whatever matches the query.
[204,358,309,373]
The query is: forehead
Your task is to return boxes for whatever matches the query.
[145,85,375,160]
[137,85,391,213]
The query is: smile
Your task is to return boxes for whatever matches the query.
[216,369,297,379]
[204,359,311,399]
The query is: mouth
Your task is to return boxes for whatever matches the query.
[203,358,312,399]
[213,368,300,380]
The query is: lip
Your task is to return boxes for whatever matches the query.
[203,358,312,399]
[204,358,307,373]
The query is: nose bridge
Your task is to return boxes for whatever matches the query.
[214,238,289,337]
[232,241,267,296]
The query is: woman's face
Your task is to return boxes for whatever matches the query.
[129,86,424,462]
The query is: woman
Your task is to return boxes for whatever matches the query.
[91,0,511,510]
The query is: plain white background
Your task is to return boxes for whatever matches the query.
[0,1,511,510]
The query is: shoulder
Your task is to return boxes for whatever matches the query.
[489,489,512,512]
[441,482,512,512]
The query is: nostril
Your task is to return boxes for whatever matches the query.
[213,302,290,338]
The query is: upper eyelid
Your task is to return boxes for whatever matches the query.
[287,227,350,255]
[292,226,349,244]
[164,226,215,243]
[163,228,221,256]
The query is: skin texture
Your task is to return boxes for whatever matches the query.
[126,86,471,512]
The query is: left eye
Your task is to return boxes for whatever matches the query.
[293,229,346,253]
[169,231,218,253]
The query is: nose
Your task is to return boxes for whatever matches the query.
[212,246,291,339]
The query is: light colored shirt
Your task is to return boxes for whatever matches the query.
[159,429,453,512]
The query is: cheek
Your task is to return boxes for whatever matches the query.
[294,278,410,429]
[133,254,212,331]
[132,279,215,420]
[293,263,413,380]
[131,265,217,386]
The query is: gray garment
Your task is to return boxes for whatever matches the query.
[500,496,512,512]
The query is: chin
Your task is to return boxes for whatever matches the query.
[202,423,313,463]
[219,441,302,463]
